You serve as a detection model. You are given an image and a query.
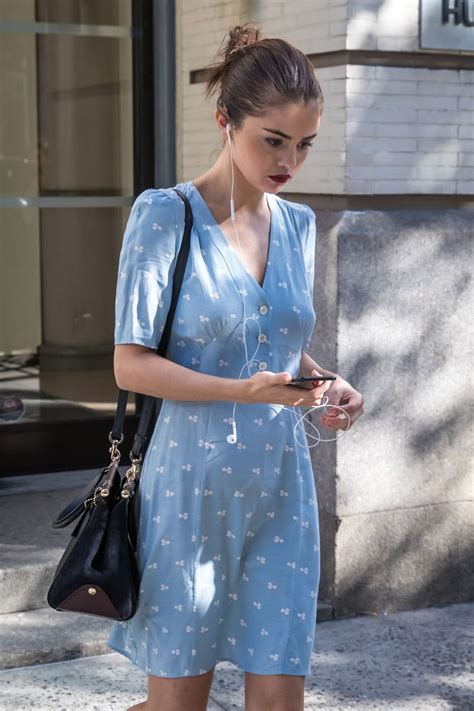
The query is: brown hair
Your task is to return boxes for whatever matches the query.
[204,22,324,131]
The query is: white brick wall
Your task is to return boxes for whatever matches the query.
[346,65,473,194]
[177,0,473,195]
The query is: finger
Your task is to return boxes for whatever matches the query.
[311,382,330,392]
[325,393,362,417]
[292,398,305,406]
[320,417,348,432]
[321,408,358,430]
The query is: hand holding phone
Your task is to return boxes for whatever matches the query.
[288,375,336,390]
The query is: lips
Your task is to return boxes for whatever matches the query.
[269,174,291,184]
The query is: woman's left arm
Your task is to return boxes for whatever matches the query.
[298,351,365,431]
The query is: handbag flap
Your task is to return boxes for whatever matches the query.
[54,584,121,620]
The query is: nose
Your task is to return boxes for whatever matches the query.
[278,146,298,173]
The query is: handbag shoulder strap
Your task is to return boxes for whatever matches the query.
[110,187,193,457]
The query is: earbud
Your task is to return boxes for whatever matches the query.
[226,122,232,144]
[226,418,237,444]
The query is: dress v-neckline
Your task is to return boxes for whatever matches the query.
[189,181,274,292]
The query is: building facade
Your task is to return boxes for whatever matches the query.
[1,0,472,614]
[176,0,473,615]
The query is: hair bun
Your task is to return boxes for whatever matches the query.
[223,22,263,61]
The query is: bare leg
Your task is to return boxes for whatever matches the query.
[245,672,305,711]
[127,667,216,711]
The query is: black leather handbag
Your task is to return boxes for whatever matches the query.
[46,188,193,621]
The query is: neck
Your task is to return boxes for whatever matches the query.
[193,146,268,216]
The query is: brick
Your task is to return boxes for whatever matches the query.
[347,165,414,180]
[330,21,347,37]
[327,79,347,94]
[318,66,346,80]
[348,17,377,35]
[459,97,474,111]
[456,167,474,181]
[459,70,474,84]
[375,123,418,138]
[456,181,474,193]
[375,66,418,81]
[459,154,474,168]
[418,81,467,97]
[411,68,466,83]
[328,94,346,109]
[347,33,377,50]
[347,136,417,152]
[417,138,459,153]
[346,65,377,80]
[348,107,418,123]
[418,109,470,125]
[319,122,347,138]
[380,95,458,110]
[326,136,347,151]
[458,139,474,152]
[346,151,375,166]
[371,153,460,170]
[347,78,419,95]
[346,121,377,138]
[414,125,458,139]
[416,166,459,181]
[345,179,376,193]
[347,93,377,108]
[377,36,418,51]
[375,179,456,194]
[459,126,474,140]
[310,150,346,166]
[370,152,420,166]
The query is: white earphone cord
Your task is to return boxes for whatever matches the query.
[225,123,351,447]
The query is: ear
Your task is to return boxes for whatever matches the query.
[215,108,228,140]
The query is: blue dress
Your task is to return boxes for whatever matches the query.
[107,180,320,678]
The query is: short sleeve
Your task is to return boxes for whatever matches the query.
[302,205,316,304]
[114,188,182,349]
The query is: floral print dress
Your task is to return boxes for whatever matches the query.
[107,179,320,677]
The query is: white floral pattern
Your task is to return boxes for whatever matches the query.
[107,180,320,678]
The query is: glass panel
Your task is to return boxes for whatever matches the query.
[0,205,133,425]
[0,0,131,27]
[0,1,135,431]
[0,33,133,197]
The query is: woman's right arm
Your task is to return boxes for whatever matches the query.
[115,344,248,402]
[114,344,330,407]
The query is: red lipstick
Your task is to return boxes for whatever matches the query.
[269,174,291,184]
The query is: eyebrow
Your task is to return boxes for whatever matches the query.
[262,127,318,140]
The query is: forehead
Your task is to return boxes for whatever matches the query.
[244,100,322,131]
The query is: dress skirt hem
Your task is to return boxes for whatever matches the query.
[106,638,313,678]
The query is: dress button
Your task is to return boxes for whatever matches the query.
[258,361,268,370]
[257,333,268,343]
[259,305,269,315]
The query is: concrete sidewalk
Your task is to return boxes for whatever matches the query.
[0,601,472,710]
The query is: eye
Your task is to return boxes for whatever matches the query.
[265,138,281,147]
[265,138,314,149]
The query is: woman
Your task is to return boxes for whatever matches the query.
[108,22,364,711]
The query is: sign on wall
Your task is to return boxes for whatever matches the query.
[420,0,474,51]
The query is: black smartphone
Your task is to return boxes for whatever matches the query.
[288,375,336,389]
